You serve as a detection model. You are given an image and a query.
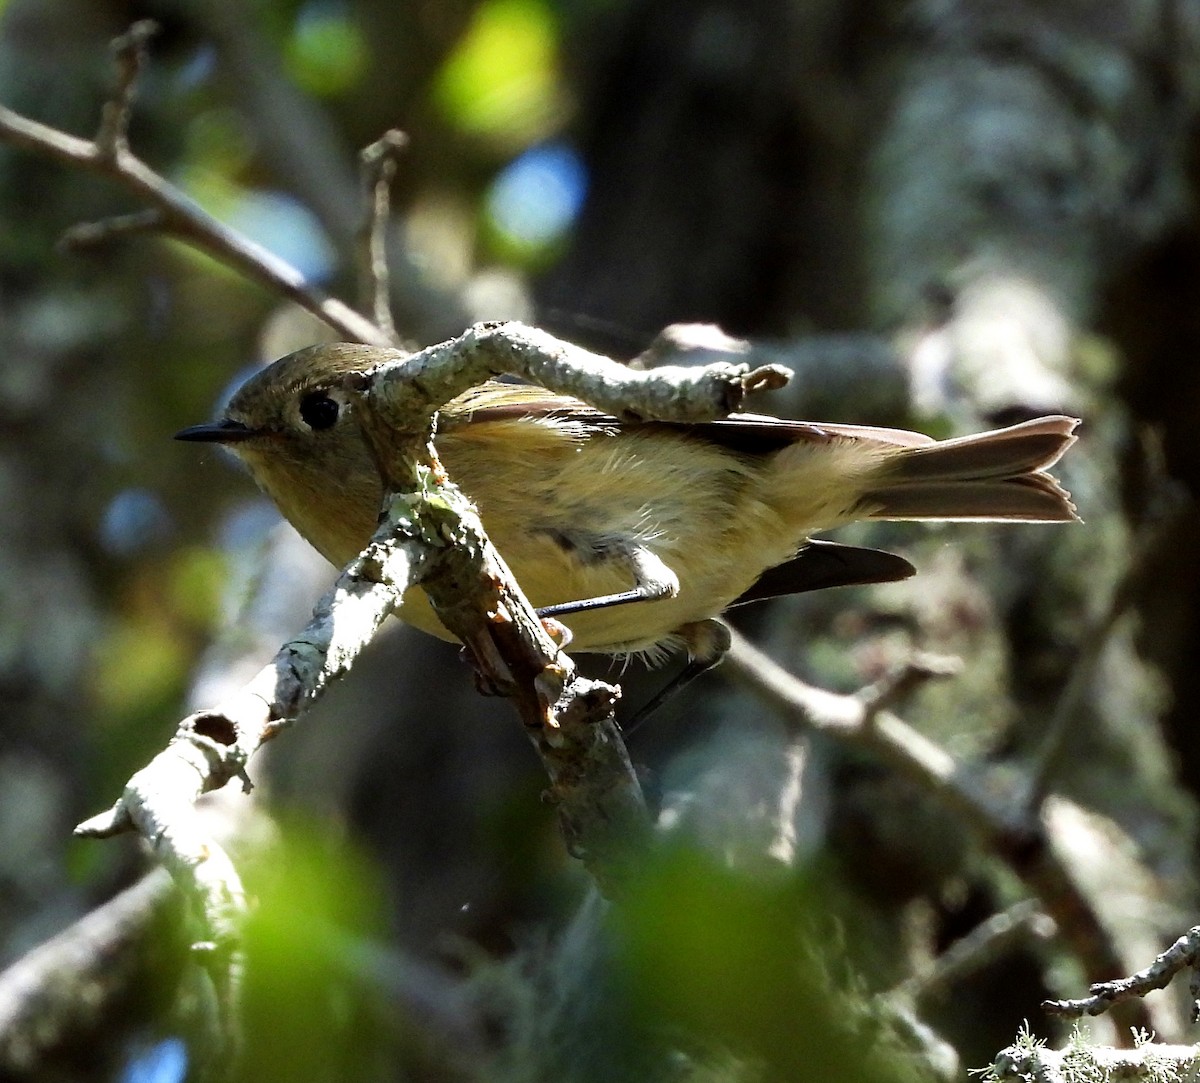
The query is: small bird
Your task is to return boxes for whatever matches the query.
[177,343,1079,674]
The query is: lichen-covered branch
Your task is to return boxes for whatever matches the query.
[351,361,651,894]
[361,320,790,430]
[71,520,423,1050]
[990,1031,1200,1083]
[1043,925,1200,1023]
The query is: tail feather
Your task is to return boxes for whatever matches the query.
[860,415,1080,523]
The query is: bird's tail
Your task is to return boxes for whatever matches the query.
[854,415,1080,523]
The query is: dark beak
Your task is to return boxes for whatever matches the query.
[174,419,260,444]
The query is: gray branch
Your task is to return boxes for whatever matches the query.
[0,45,390,347]
[721,627,1152,1031]
[1043,925,1200,1023]
[361,320,790,428]
[356,129,409,345]
[0,871,188,1077]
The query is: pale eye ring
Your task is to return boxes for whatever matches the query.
[299,391,340,431]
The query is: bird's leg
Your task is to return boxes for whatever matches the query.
[624,618,731,733]
[529,538,726,728]
[536,545,680,619]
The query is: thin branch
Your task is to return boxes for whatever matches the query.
[360,320,790,431]
[720,628,1151,1029]
[58,208,165,250]
[95,19,156,158]
[0,870,188,1077]
[722,631,998,829]
[895,900,1053,1004]
[357,129,408,344]
[856,651,963,722]
[1043,925,1200,1023]
[0,85,390,346]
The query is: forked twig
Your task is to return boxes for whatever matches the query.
[1043,925,1200,1023]
[95,19,156,157]
[721,628,1151,1031]
[0,21,389,346]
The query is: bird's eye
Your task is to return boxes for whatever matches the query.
[299,391,340,431]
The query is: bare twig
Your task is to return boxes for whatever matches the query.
[1043,925,1200,1023]
[895,900,1053,1005]
[722,631,996,827]
[721,628,1151,1029]
[58,208,165,250]
[856,652,963,722]
[95,19,156,158]
[0,35,390,346]
[357,130,408,344]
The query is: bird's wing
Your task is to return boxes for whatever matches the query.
[443,383,936,456]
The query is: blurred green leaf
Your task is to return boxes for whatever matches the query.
[92,614,189,716]
[285,3,369,97]
[166,545,228,628]
[433,0,565,147]
[613,846,915,1082]
[183,108,255,180]
[236,817,392,1083]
